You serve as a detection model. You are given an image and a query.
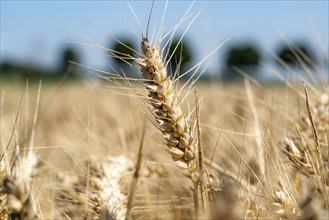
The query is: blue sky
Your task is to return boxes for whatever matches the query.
[1,0,328,75]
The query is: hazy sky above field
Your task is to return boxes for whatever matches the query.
[1,0,328,77]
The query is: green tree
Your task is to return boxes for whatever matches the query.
[276,43,315,67]
[60,47,80,78]
[110,37,136,77]
[227,46,260,66]
[166,38,193,77]
[223,44,261,80]
[0,61,15,75]
[111,38,135,65]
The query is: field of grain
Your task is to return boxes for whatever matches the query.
[1,2,328,218]
[0,78,328,219]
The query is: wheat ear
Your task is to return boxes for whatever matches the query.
[0,151,40,220]
[0,158,7,218]
[57,155,132,219]
[57,154,168,219]
[137,37,197,174]
[283,86,329,195]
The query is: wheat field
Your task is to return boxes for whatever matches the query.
[1,2,328,220]
[0,80,328,219]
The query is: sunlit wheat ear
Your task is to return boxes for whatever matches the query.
[137,37,198,175]
[0,159,6,218]
[0,150,41,220]
[264,183,301,218]
[282,87,329,194]
[57,154,168,219]
[89,156,133,219]
[57,155,133,219]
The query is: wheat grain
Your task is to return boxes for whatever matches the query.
[0,150,41,220]
[283,88,329,187]
[57,155,132,219]
[57,154,168,219]
[137,37,198,175]
[0,158,7,219]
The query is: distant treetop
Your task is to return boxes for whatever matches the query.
[276,42,316,67]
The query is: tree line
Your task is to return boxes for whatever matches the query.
[0,35,318,82]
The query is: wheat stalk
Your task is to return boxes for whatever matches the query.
[126,125,146,220]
